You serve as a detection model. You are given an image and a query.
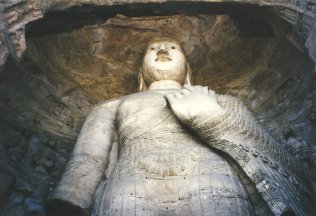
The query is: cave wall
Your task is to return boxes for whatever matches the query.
[1,0,316,69]
[0,2,316,216]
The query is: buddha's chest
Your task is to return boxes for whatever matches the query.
[117,92,170,129]
[116,92,204,176]
[116,92,195,149]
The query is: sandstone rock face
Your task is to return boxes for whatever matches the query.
[1,0,316,70]
[1,5,316,216]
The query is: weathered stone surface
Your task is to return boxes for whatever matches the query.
[0,1,316,70]
[1,9,316,216]
[0,0,44,61]
[33,147,56,169]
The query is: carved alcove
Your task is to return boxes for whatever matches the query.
[1,1,316,215]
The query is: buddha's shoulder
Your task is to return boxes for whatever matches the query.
[91,97,122,114]
[217,93,237,101]
[120,91,167,101]
[90,92,159,112]
[217,93,245,105]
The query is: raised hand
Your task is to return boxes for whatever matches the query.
[164,85,226,128]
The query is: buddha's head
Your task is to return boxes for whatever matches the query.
[139,37,192,91]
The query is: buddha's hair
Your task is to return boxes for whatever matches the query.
[146,37,184,51]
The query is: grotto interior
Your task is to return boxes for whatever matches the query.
[1,1,316,216]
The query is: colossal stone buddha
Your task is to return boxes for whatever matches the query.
[47,38,311,216]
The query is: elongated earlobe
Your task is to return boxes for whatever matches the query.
[138,68,148,92]
[184,63,193,85]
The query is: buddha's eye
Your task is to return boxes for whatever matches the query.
[171,46,176,49]
[150,47,155,50]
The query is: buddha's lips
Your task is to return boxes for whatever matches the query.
[155,55,172,62]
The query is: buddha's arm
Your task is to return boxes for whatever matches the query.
[166,85,310,216]
[194,95,311,215]
[47,99,120,213]
[196,94,301,175]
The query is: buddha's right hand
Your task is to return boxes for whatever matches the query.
[165,85,226,128]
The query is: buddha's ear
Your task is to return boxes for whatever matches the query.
[184,62,193,86]
[138,67,148,92]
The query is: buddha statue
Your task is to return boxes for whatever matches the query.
[47,38,311,216]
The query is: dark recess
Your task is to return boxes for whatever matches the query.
[26,2,276,38]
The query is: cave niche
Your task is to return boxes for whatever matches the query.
[1,2,316,216]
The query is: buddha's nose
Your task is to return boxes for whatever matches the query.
[157,49,169,55]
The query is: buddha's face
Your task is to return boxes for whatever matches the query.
[141,40,188,87]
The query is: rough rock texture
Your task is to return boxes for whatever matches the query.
[0,0,316,70]
[0,6,316,216]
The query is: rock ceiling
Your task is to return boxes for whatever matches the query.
[1,0,316,69]
[0,1,316,215]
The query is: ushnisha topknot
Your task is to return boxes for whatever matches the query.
[146,37,185,53]
[147,37,182,46]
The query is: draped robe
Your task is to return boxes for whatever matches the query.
[51,90,310,216]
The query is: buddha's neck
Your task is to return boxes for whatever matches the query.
[148,80,183,90]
